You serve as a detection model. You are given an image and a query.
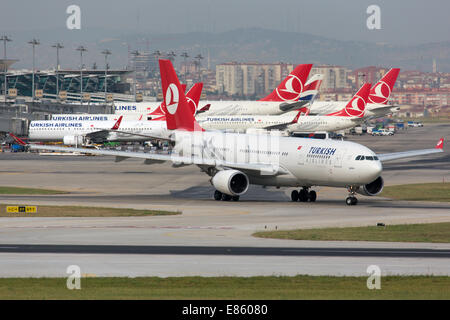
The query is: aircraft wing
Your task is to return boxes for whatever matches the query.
[368,104,400,117]
[85,130,113,143]
[27,144,289,176]
[92,129,173,142]
[377,138,444,162]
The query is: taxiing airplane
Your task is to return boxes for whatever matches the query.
[19,60,444,206]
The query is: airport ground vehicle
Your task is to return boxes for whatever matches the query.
[408,121,424,127]
[372,128,394,136]
[18,60,444,206]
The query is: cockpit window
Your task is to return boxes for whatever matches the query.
[374,156,379,160]
[366,156,374,160]
[355,155,361,160]
[359,156,365,160]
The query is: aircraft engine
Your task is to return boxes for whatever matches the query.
[63,135,85,146]
[356,176,384,196]
[211,170,249,196]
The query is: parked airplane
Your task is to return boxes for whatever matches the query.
[197,83,370,133]
[198,64,313,116]
[27,83,203,145]
[19,61,444,206]
[309,68,401,117]
[49,84,192,122]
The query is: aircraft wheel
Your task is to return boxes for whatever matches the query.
[346,197,358,206]
[299,189,308,202]
[222,194,232,201]
[232,195,240,201]
[214,190,222,201]
[291,190,299,202]
[308,190,317,202]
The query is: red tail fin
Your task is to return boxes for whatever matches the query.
[259,64,313,102]
[149,84,188,117]
[111,115,123,130]
[326,83,371,118]
[435,138,444,149]
[186,83,203,115]
[368,68,400,105]
[159,59,204,131]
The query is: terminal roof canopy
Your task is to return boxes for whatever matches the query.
[0,59,19,71]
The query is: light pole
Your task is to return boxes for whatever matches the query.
[194,54,204,81]
[101,49,111,103]
[76,46,87,105]
[181,52,189,82]
[52,42,63,99]
[167,51,176,64]
[28,39,40,102]
[0,35,12,104]
[130,50,139,100]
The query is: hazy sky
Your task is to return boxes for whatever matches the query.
[1,0,449,45]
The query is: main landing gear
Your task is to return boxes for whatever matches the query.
[214,190,240,202]
[346,186,358,206]
[291,187,316,202]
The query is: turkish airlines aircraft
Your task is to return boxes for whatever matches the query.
[27,83,203,145]
[199,64,314,116]
[197,83,370,133]
[308,68,401,117]
[20,60,444,206]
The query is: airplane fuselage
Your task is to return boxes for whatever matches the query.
[172,131,382,188]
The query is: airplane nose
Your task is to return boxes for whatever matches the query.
[371,161,383,178]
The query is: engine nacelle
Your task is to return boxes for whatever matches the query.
[63,135,85,146]
[356,176,384,196]
[211,170,249,196]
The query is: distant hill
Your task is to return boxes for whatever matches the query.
[7,27,450,72]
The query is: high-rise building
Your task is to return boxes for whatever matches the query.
[311,66,349,91]
[216,62,294,96]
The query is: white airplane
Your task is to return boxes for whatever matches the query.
[27,84,203,145]
[18,60,444,206]
[196,64,315,116]
[197,83,371,133]
[309,68,401,118]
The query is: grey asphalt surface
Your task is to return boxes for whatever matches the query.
[0,123,449,277]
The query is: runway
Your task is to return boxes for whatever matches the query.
[1,244,450,258]
[0,123,449,277]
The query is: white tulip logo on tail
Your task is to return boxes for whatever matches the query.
[369,81,391,104]
[165,83,179,115]
[345,95,366,117]
[187,97,197,115]
[276,75,303,101]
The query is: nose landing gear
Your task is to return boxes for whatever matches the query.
[291,187,316,202]
[346,186,358,205]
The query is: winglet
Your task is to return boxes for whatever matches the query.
[435,138,444,149]
[9,133,27,146]
[292,107,309,123]
[111,115,123,130]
